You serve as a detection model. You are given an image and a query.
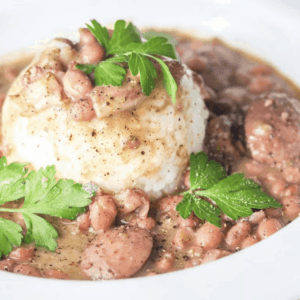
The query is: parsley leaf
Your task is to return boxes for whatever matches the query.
[86,19,110,51]
[22,213,58,251]
[76,64,96,74]
[0,217,23,257]
[150,56,177,103]
[128,53,157,96]
[94,61,126,86]
[77,20,179,104]
[176,152,282,227]
[108,20,141,55]
[134,37,177,59]
[189,152,227,190]
[0,159,92,254]
[0,157,27,205]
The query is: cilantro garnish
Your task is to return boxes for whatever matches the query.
[0,157,92,256]
[176,152,282,227]
[76,20,178,103]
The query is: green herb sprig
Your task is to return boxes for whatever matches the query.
[176,152,282,227]
[0,157,92,257]
[76,20,178,103]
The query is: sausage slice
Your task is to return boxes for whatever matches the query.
[81,226,153,280]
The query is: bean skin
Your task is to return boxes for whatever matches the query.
[77,212,91,232]
[0,259,16,272]
[13,264,42,277]
[195,222,223,250]
[282,195,300,220]
[201,249,231,264]
[129,217,156,231]
[44,269,71,280]
[225,221,251,249]
[155,251,175,272]
[257,218,283,239]
[63,69,93,100]
[80,43,105,64]
[8,247,35,262]
[248,77,273,94]
[241,235,259,249]
[179,213,201,229]
[89,195,117,231]
[79,28,97,45]
[173,227,195,249]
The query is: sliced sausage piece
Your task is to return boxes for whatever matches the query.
[0,259,16,272]
[13,264,42,277]
[245,93,300,176]
[195,222,223,250]
[8,247,35,262]
[89,195,117,231]
[81,227,153,280]
[44,269,71,280]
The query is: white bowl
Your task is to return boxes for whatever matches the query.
[1,1,300,299]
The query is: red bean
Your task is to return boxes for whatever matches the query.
[155,251,175,272]
[195,222,223,250]
[257,218,283,239]
[173,227,195,249]
[79,28,97,45]
[283,166,300,184]
[89,195,117,231]
[202,249,231,264]
[0,259,16,271]
[248,77,273,94]
[241,235,259,249]
[245,160,266,176]
[63,69,93,100]
[126,136,141,149]
[179,213,201,229]
[80,43,105,64]
[249,210,266,224]
[44,269,71,280]
[129,217,156,231]
[70,98,96,121]
[8,247,35,262]
[249,65,273,76]
[186,57,206,72]
[114,189,150,219]
[225,221,251,249]
[13,264,42,277]
[184,259,202,269]
[77,212,90,232]
[183,170,190,189]
[283,185,299,197]
[265,208,283,218]
[157,195,183,214]
[187,246,204,259]
[282,195,300,220]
